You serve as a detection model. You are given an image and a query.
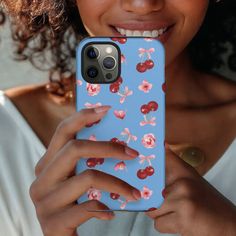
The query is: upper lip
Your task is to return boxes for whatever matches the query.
[111,21,174,31]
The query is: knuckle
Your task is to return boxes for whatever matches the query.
[89,199,102,209]
[68,139,86,151]
[56,120,68,134]
[29,181,39,202]
[83,169,99,182]
[34,155,46,177]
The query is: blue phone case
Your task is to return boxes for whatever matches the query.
[76,37,165,212]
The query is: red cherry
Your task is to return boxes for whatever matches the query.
[140,104,150,114]
[137,169,148,179]
[118,141,127,146]
[145,166,155,176]
[110,137,119,143]
[118,38,127,44]
[136,63,147,73]
[110,192,120,200]
[145,60,154,69]
[147,101,158,111]
[95,158,104,165]
[115,77,123,85]
[86,158,97,168]
[110,84,120,93]
[111,37,119,41]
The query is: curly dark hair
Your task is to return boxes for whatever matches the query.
[0,0,236,93]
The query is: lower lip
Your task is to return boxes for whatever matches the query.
[111,25,174,44]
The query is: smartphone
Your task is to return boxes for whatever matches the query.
[75,37,165,212]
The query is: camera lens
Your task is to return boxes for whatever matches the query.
[87,67,98,78]
[103,56,116,70]
[86,47,99,59]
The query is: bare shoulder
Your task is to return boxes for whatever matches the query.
[4,83,47,102]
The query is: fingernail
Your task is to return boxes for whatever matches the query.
[162,188,167,198]
[147,207,157,212]
[94,106,111,113]
[164,141,170,149]
[132,189,141,200]
[125,146,139,157]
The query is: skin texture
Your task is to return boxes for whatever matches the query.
[4,0,236,235]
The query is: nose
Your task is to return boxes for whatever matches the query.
[121,0,165,15]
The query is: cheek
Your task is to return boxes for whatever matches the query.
[166,0,209,65]
[76,0,110,35]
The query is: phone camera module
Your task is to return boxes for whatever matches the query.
[87,47,99,59]
[103,56,116,70]
[87,66,98,78]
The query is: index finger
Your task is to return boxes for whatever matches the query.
[35,106,111,176]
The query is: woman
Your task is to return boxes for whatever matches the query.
[0,0,236,235]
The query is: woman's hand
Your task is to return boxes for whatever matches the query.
[145,144,236,236]
[29,106,141,236]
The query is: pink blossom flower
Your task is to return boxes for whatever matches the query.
[88,135,96,141]
[142,133,156,148]
[114,110,126,119]
[138,80,153,93]
[87,188,102,200]
[86,83,101,96]
[141,186,153,199]
[121,54,126,63]
[77,80,83,86]
[114,161,127,171]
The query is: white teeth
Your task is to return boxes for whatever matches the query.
[115,27,167,37]
[152,30,159,37]
[133,30,142,36]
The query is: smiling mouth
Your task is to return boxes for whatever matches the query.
[112,25,173,37]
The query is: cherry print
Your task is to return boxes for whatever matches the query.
[95,158,104,165]
[145,59,154,69]
[86,158,97,168]
[145,166,155,176]
[110,137,127,146]
[111,37,127,44]
[140,104,150,114]
[136,62,147,73]
[111,37,119,41]
[147,101,158,111]
[110,192,120,200]
[110,83,120,93]
[115,77,123,85]
[110,137,119,143]
[118,38,127,44]
[137,169,148,179]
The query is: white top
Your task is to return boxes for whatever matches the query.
[0,90,236,236]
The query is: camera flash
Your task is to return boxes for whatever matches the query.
[106,47,113,54]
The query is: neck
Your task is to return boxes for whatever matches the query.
[165,50,201,108]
